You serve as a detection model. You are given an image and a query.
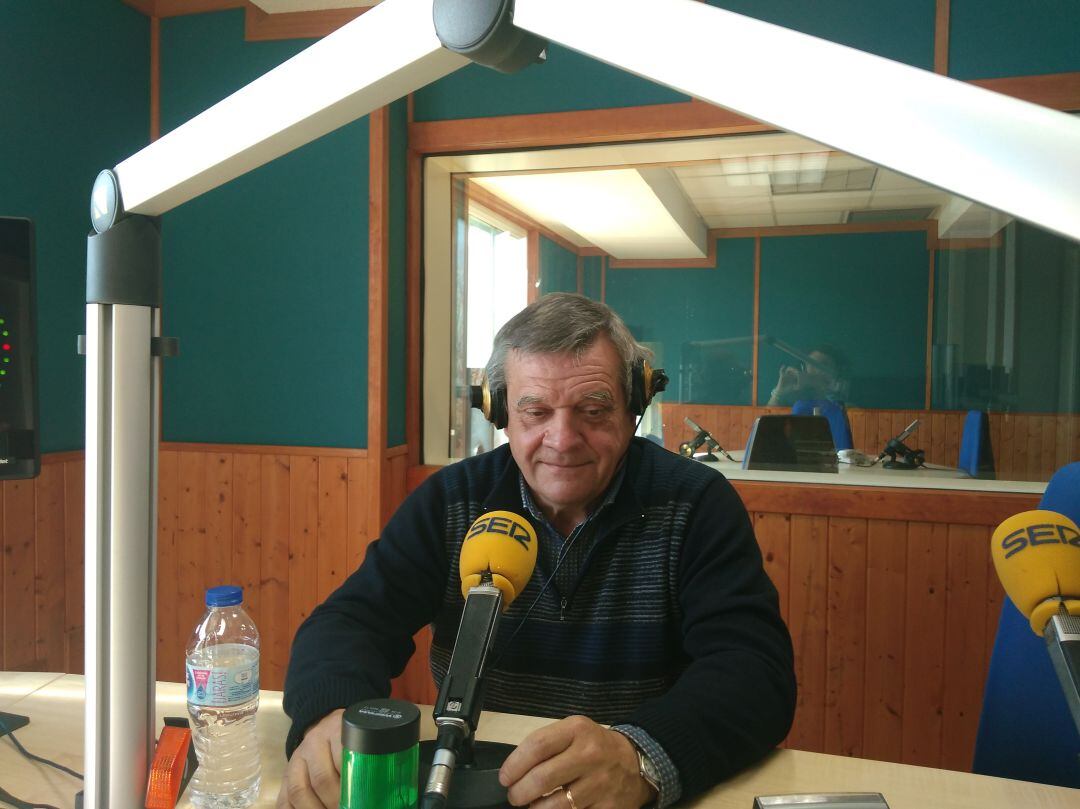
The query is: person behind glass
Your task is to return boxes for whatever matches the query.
[277,293,795,809]
[767,343,849,407]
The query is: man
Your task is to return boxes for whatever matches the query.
[767,344,850,407]
[279,293,795,808]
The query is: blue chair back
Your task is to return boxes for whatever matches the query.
[972,462,1080,786]
[959,409,995,479]
[791,399,853,451]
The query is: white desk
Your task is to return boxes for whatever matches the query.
[2,674,1076,808]
[700,456,1046,495]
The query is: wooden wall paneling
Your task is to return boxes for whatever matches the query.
[4,480,36,670]
[64,458,85,673]
[260,454,291,690]
[232,453,262,634]
[997,413,1013,480]
[177,450,208,658]
[786,515,829,752]
[34,462,66,673]
[824,517,868,758]
[941,524,990,772]
[862,519,908,763]
[157,450,181,682]
[753,513,791,625]
[983,542,1006,678]
[205,452,233,590]
[346,458,371,568]
[1027,416,1041,476]
[288,455,319,641]
[317,456,349,602]
[900,522,948,767]
[1039,416,1055,477]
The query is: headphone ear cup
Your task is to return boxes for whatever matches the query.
[491,384,508,430]
[629,360,646,416]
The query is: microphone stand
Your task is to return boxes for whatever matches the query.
[421,575,516,809]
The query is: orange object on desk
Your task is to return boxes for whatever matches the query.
[145,725,193,809]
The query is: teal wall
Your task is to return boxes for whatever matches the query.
[413,44,687,122]
[581,256,603,301]
[949,0,1080,79]
[602,233,929,410]
[709,0,936,70]
[0,0,149,452]
[606,239,756,405]
[538,236,578,296]
[160,11,370,448]
[757,231,929,409]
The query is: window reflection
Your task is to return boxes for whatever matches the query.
[442,133,1079,483]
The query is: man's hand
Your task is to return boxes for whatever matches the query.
[775,365,799,392]
[498,715,656,808]
[276,708,345,808]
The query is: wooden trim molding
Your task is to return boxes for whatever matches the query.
[244,2,369,41]
[369,107,391,531]
[751,236,761,406]
[732,481,1037,526]
[410,99,770,155]
[406,149,423,467]
[150,16,161,141]
[526,231,540,304]
[973,72,1080,112]
[160,442,368,457]
[124,0,244,16]
[410,74,1080,157]
[934,0,951,76]
[608,235,717,269]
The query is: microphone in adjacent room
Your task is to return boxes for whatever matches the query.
[990,509,1080,734]
[877,418,925,469]
[421,510,538,809]
[679,416,737,462]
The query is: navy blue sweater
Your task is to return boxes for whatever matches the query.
[284,438,795,801]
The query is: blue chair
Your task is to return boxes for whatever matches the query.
[972,462,1080,787]
[791,399,853,451]
[959,409,995,479]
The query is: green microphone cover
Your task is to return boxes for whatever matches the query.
[340,699,420,809]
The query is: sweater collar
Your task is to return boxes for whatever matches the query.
[481,439,646,536]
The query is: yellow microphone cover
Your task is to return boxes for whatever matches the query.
[459,510,538,609]
[990,509,1080,634]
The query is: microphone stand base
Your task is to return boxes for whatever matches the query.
[419,740,515,808]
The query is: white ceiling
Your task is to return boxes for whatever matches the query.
[468,133,1000,259]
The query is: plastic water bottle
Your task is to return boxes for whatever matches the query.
[186,585,261,808]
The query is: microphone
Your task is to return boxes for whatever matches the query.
[679,416,736,462]
[421,510,538,809]
[877,418,925,469]
[990,509,1080,734]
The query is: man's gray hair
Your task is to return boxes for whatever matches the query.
[485,293,652,406]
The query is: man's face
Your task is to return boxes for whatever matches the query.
[504,336,636,524]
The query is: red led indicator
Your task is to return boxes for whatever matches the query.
[1,344,8,351]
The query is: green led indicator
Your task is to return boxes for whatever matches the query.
[1,370,6,376]
[3,358,8,363]
[2,331,7,336]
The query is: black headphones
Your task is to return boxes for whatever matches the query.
[470,359,669,430]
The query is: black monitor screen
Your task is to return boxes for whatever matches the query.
[743,415,838,473]
[0,217,39,480]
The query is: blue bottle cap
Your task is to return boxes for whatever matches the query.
[205,585,243,607]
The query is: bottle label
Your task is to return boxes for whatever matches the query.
[186,653,259,707]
